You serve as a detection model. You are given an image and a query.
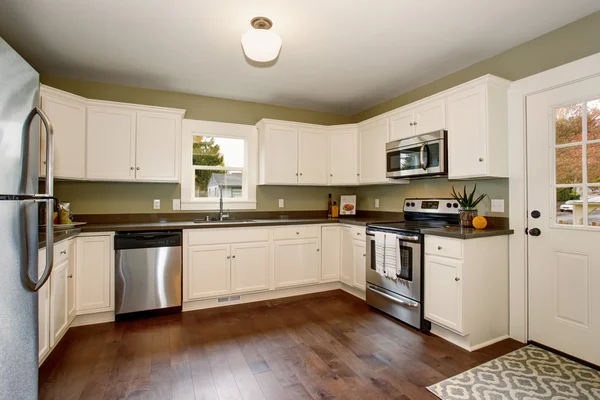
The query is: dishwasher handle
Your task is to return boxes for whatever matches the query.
[115,231,182,250]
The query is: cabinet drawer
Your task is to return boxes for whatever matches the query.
[54,240,70,264]
[425,236,463,260]
[350,226,366,241]
[187,228,270,246]
[273,226,319,240]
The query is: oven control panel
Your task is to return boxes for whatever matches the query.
[403,198,460,214]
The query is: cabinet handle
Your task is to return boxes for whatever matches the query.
[437,246,442,250]
[316,249,320,252]
[227,256,231,259]
[130,167,134,170]
[136,167,140,170]
[296,232,300,235]
[60,250,67,255]
[232,255,236,259]
[357,173,360,176]
[479,158,484,162]
[363,253,366,257]
[296,173,298,176]
[414,122,417,125]
[409,122,413,126]
[43,161,47,165]
[67,274,73,279]
[299,173,303,176]
[330,174,333,177]
[455,277,460,281]
[357,232,361,236]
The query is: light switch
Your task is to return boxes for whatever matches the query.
[278,199,284,208]
[375,199,380,208]
[491,199,504,213]
[173,199,181,210]
[153,199,161,210]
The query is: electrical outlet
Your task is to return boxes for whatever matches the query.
[375,199,380,208]
[173,199,181,210]
[491,199,504,213]
[278,199,284,208]
[153,199,160,210]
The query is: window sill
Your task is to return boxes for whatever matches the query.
[180,201,257,211]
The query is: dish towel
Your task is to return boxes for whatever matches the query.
[374,231,386,276]
[383,233,398,278]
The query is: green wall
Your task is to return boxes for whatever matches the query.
[353,11,600,122]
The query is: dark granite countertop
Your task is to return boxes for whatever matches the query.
[38,228,82,249]
[421,226,514,239]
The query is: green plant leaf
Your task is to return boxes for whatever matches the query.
[472,193,487,208]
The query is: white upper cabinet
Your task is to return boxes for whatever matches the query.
[447,77,510,179]
[86,105,137,181]
[258,121,299,185]
[328,127,358,185]
[389,109,415,141]
[415,98,446,135]
[135,111,181,182]
[298,127,328,185]
[358,118,389,184]
[40,86,86,179]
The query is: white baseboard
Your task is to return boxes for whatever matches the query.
[430,323,510,352]
[182,282,343,312]
[70,311,115,327]
[340,283,366,300]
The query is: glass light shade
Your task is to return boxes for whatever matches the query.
[241,28,282,62]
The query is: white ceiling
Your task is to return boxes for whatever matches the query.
[1,1,599,115]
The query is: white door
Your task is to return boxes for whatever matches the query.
[415,99,446,134]
[264,123,298,184]
[231,242,270,293]
[527,75,600,365]
[352,239,366,290]
[447,86,487,179]
[38,248,50,362]
[389,109,415,141]
[76,236,113,314]
[274,239,320,288]
[187,244,231,299]
[66,239,76,323]
[359,119,389,183]
[340,227,354,285]
[50,260,69,347]
[321,226,341,281]
[86,105,136,180]
[40,91,86,179]
[328,128,358,185]
[136,111,181,182]
[298,128,328,185]
[424,256,463,333]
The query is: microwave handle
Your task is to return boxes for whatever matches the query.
[419,144,430,170]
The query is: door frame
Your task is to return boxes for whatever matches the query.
[508,52,600,342]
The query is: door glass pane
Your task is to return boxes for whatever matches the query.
[555,103,582,145]
[588,99,600,141]
[398,245,413,281]
[556,146,582,184]
[556,187,582,226]
[192,136,244,168]
[588,187,600,227]
[194,170,243,198]
[588,142,600,183]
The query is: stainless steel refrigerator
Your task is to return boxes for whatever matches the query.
[0,37,55,399]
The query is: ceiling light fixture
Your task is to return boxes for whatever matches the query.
[241,17,282,62]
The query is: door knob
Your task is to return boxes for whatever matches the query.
[531,210,541,219]
[528,228,541,237]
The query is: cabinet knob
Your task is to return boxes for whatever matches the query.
[296,173,298,176]
[437,246,442,250]
[130,167,134,170]
[357,173,360,176]
[363,253,366,257]
[232,255,236,259]
[136,167,140,170]
[357,232,361,236]
[60,250,67,255]
[414,122,417,125]
[67,274,73,279]
[43,161,47,165]
[296,232,300,235]
[409,122,413,126]
[227,256,231,259]
[299,173,303,176]
[479,158,484,162]
[330,174,333,177]
[455,277,460,281]
[317,249,320,252]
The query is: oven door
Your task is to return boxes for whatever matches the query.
[366,232,422,302]
[386,139,445,178]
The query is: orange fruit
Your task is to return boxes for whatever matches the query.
[472,216,487,229]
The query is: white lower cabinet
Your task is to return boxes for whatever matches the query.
[76,235,113,314]
[321,226,341,281]
[50,260,69,347]
[340,226,354,285]
[231,242,270,294]
[352,239,367,291]
[424,256,463,332]
[274,239,320,288]
[38,248,51,363]
[67,238,76,323]
[187,244,231,299]
[339,226,366,291]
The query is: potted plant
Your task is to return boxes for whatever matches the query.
[451,184,487,228]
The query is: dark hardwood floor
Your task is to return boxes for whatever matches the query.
[39,290,524,400]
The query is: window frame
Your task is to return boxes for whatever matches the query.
[181,119,257,210]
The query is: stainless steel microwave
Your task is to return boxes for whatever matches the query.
[386,130,448,179]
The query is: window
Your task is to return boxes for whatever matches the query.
[554,98,600,227]
[181,120,257,210]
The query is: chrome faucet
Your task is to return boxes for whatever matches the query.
[218,185,229,221]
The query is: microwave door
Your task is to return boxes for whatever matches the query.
[386,145,425,177]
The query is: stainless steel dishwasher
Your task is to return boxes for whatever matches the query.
[115,231,182,319]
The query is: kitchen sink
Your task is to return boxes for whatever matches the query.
[193,218,257,224]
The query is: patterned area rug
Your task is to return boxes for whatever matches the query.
[427,345,600,399]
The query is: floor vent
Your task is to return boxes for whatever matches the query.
[217,295,242,303]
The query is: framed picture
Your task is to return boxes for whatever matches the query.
[340,195,356,215]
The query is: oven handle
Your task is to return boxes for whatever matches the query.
[419,144,429,170]
[367,285,419,308]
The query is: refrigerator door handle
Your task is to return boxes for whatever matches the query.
[23,106,55,291]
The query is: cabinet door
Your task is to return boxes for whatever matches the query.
[321,226,341,281]
[231,242,270,293]
[274,239,320,288]
[86,105,136,180]
[40,91,86,179]
[263,123,298,184]
[389,109,415,141]
[38,249,50,362]
[359,119,389,183]
[447,86,487,179]
[415,98,446,134]
[352,239,366,291]
[424,256,463,332]
[50,260,69,347]
[67,239,76,323]
[76,236,113,314]
[187,244,231,299]
[135,111,181,182]
[340,227,354,285]
[328,128,358,185]
[298,128,328,185]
